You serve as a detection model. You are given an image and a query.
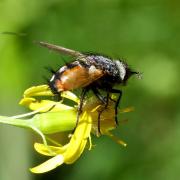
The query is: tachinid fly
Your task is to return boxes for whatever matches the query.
[37,41,140,133]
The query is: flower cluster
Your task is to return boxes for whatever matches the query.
[0,85,132,173]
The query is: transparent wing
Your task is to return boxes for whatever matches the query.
[35,41,83,57]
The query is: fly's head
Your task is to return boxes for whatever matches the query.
[115,60,141,85]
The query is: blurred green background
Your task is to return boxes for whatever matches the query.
[0,0,180,180]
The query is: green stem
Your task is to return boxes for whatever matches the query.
[0,116,33,130]
[0,115,49,147]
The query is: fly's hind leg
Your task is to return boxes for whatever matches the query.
[75,88,89,130]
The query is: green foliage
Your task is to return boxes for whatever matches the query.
[0,0,180,180]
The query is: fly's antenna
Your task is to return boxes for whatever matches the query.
[34,41,84,57]
[132,71,143,80]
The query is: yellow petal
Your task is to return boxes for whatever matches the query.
[64,112,92,164]
[22,85,79,104]
[30,155,64,174]
[19,97,36,106]
[20,98,73,112]
[24,85,53,97]
[61,91,79,104]
[34,143,69,156]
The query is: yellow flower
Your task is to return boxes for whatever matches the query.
[0,84,133,174]
[21,85,131,173]
[30,111,92,173]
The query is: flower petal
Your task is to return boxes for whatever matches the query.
[61,91,79,104]
[64,112,92,164]
[34,143,69,156]
[22,85,79,104]
[20,98,74,112]
[24,85,53,97]
[30,155,64,174]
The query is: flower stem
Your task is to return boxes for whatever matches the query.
[0,115,49,147]
[0,116,33,129]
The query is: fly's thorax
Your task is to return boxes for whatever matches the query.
[86,55,119,76]
[86,55,136,85]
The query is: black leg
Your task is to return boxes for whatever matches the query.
[75,88,88,129]
[97,110,103,134]
[91,87,106,104]
[92,87,111,134]
[105,91,110,108]
[109,89,122,125]
[54,93,61,101]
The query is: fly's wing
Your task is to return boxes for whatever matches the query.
[35,41,84,57]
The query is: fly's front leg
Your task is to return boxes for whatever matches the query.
[109,89,122,125]
[92,87,110,134]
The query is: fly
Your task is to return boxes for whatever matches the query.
[36,41,141,133]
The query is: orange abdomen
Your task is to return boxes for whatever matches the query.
[55,65,103,91]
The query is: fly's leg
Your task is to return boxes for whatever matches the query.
[109,89,122,125]
[92,87,110,134]
[92,87,106,104]
[75,88,88,130]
